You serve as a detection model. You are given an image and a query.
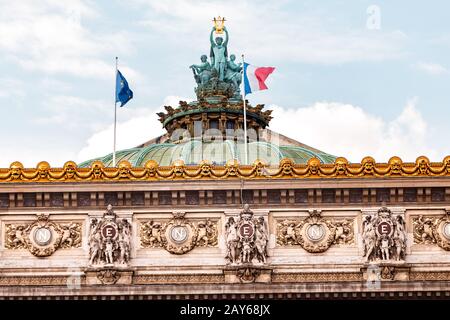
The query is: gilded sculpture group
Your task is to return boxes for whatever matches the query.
[3,155,450,183]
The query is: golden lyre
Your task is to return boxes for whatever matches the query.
[213,16,226,34]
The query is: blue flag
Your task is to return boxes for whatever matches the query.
[115,70,133,107]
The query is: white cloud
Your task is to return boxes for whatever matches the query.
[76,109,162,162]
[270,98,444,162]
[33,95,111,130]
[135,0,405,64]
[415,62,448,75]
[0,148,77,169]
[0,78,25,99]
[0,1,137,79]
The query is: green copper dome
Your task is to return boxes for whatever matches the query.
[79,137,336,167]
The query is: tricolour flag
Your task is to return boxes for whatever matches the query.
[243,63,275,95]
[115,70,133,107]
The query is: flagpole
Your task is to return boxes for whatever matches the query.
[113,57,118,167]
[241,54,248,165]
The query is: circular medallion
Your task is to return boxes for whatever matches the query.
[443,222,450,240]
[170,225,189,243]
[101,224,118,240]
[306,224,325,242]
[377,221,392,236]
[33,227,52,246]
[239,223,254,239]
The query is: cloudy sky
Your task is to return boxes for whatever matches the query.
[0,0,449,167]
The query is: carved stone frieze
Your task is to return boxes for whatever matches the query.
[361,207,406,262]
[276,210,354,253]
[413,213,450,250]
[380,266,396,280]
[0,276,79,286]
[97,269,120,285]
[88,205,132,266]
[140,212,218,254]
[272,272,363,283]
[413,215,438,244]
[134,274,225,284]
[237,267,261,283]
[224,204,268,265]
[5,214,82,257]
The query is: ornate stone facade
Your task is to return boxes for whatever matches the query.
[5,214,81,257]
[413,212,450,250]
[224,204,269,265]
[276,210,354,252]
[0,18,449,301]
[361,207,406,262]
[140,212,218,254]
[88,205,131,266]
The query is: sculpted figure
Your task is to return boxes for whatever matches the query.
[89,230,102,265]
[13,226,27,246]
[210,26,229,81]
[225,217,240,264]
[284,221,297,243]
[60,226,73,247]
[363,222,376,261]
[196,221,209,246]
[118,231,130,264]
[148,221,162,246]
[104,238,114,264]
[254,218,268,263]
[335,224,346,243]
[417,215,436,243]
[380,235,390,260]
[362,208,407,262]
[190,55,211,85]
[225,54,242,91]
[60,223,79,247]
[393,216,406,260]
[241,241,252,264]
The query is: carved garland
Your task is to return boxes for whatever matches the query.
[1,155,450,183]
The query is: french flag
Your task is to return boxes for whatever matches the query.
[243,62,275,95]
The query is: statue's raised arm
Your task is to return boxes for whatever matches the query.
[210,27,216,47]
[223,26,229,47]
[210,27,216,67]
